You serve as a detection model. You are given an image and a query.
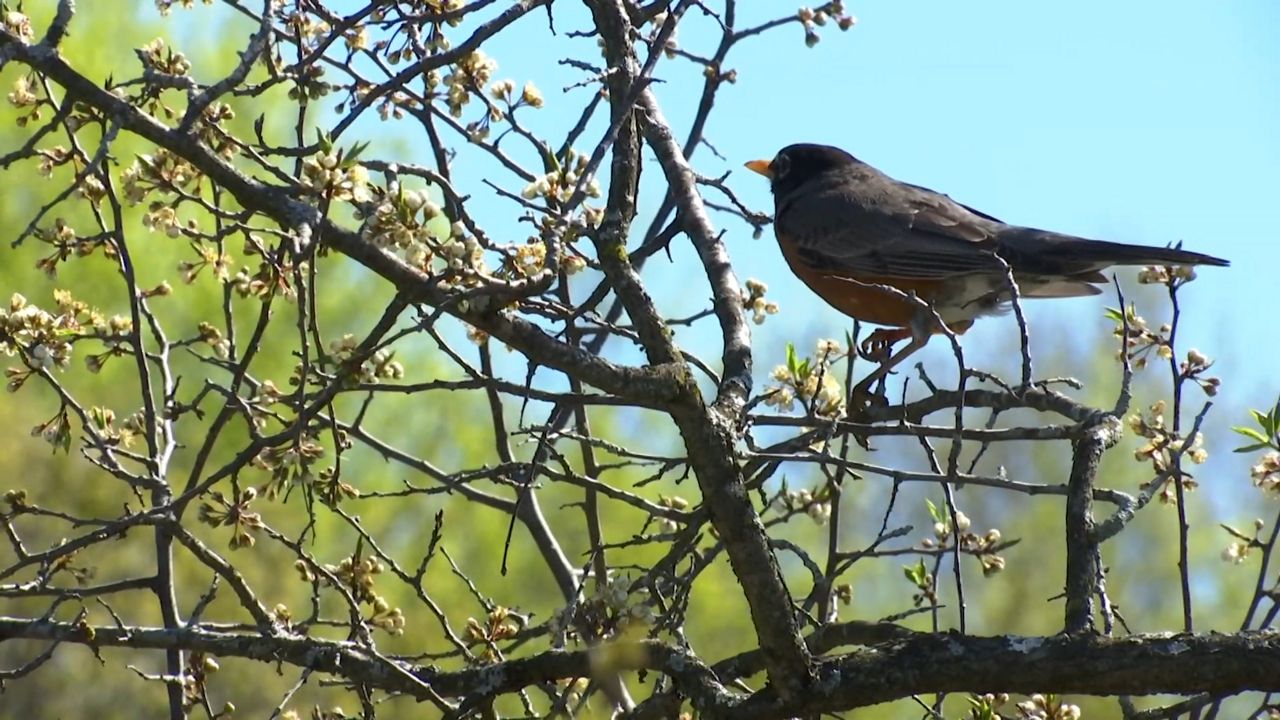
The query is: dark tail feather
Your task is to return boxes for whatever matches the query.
[1069,238,1230,267]
[999,229,1229,274]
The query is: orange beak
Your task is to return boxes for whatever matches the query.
[744,159,772,178]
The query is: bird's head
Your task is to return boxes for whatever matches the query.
[745,143,857,197]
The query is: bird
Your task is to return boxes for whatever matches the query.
[744,143,1228,397]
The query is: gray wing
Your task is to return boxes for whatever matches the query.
[777,175,1007,280]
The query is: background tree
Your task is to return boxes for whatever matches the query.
[0,2,1277,719]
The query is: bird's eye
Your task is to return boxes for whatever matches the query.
[773,153,791,179]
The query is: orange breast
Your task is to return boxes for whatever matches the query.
[777,237,973,334]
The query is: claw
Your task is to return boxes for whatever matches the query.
[859,327,913,361]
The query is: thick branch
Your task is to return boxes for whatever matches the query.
[1064,421,1109,633]
[724,632,1280,718]
[0,618,734,709]
[5,619,1275,718]
[637,91,752,410]
[583,0,681,366]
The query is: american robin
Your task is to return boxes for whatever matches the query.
[745,143,1228,394]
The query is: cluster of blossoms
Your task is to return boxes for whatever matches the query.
[763,339,846,417]
[964,693,1083,720]
[466,77,545,141]
[1015,694,1083,720]
[1128,400,1209,502]
[284,10,337,52]
[30,408,71,452]
[598,574,655,627]
[797,3,857,48]
[1232,398,1280,502]
[197,488,264,550]
[741,278,780,325]
[35,142,107,204]
[83,311,136,374]
[31,218,101,277]
[196,321,231,359]
[178,247,233,287]
[439,50,498,118]
[1108,304,1170,370]
[921,504,1006,576]
[121,148,203,204]
[360,185,489,282]
[1137,263,1198,286]
[506,240,547,277]
[35,145,70,178]
[344,24,370,53]
[327,333,405,384]
[302,554,405,636]
[182,653,228,716]
[655,494,689,534]
[2,293,78,381]
[154,0,213,17]
[548,574,655,646]
[277,708,352,720]
[4,290,138,378]
[228,258,298,301]
[491,79,544,109]
[193,102,239,159]
[313,466,360,507]
[3,9,33,41]
[521,148,602,205]
[465,324,489,345]
[903,558,936,607]
[1179,346,1221,396]
[379,1,466,56]
[85,406,149,451]
[1251,452,1280,494]
[465,606,523,662]
[137,37,191,76]
[8,69,44,127]
[773,485,833,525]
[301,148,373,203]
[556,677,592,709]
[1221,519,1265,565]
[251,434,326,500]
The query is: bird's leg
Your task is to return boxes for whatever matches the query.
[851,312,935,408]
[850,335,928,407]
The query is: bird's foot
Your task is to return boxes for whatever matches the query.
[848,378,890,414]
[859,327,913,362]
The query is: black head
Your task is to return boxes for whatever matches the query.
[745,143,858,197]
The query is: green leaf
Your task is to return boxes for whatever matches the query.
[785,342,797,377]
[343,140,371,166]
[925,498,944,524]
[902,559,927,586]
[1233,442,1269,454]
[1233,426,1270,444]
[1103,306,1124,322]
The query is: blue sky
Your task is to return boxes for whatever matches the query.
[714,1,1278,389]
